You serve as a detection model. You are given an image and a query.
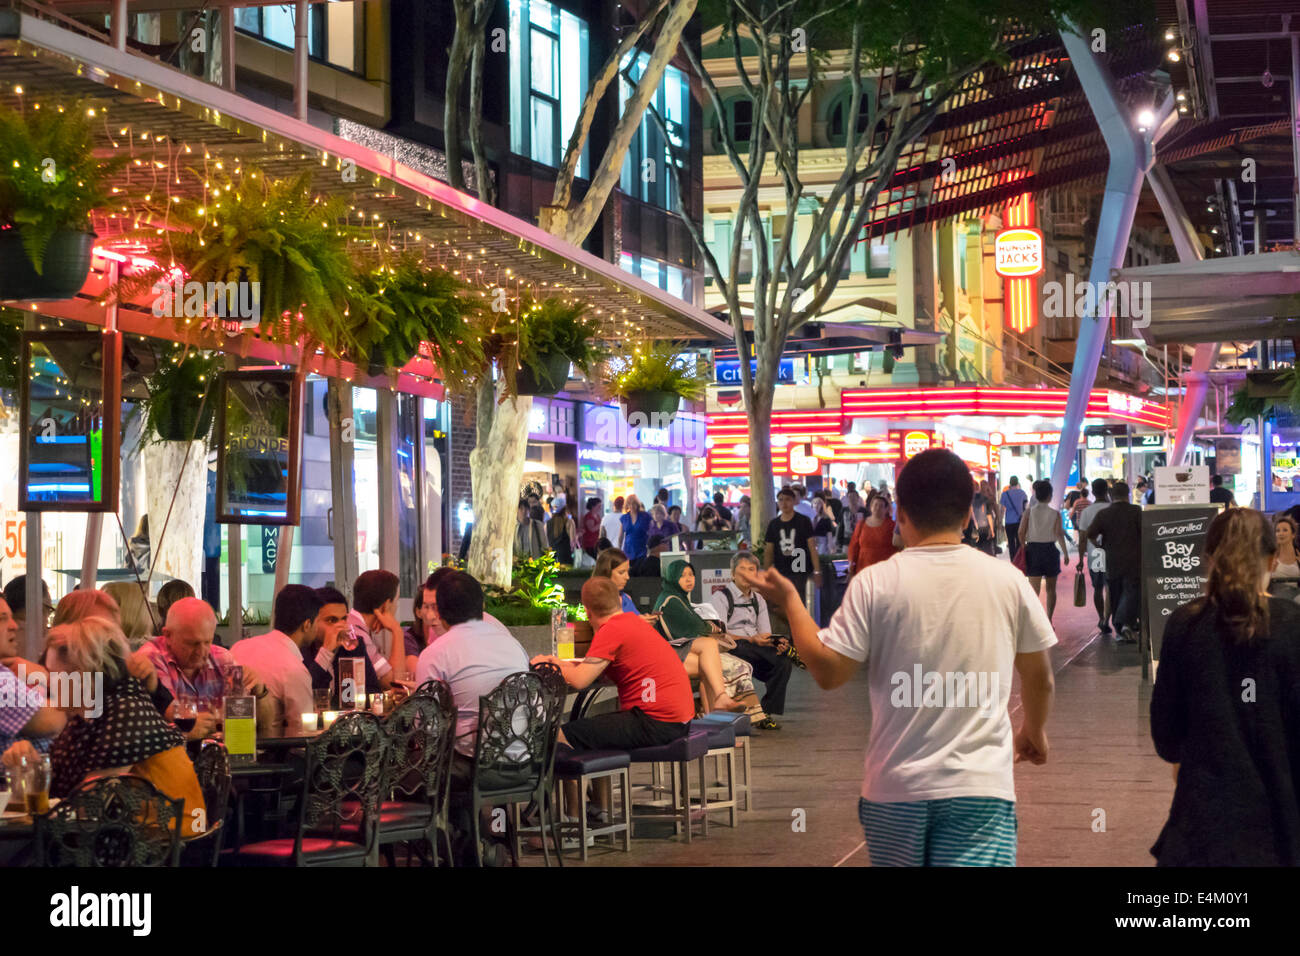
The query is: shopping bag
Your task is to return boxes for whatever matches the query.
[1012,546,1027,574]
[1073,562,1086,607]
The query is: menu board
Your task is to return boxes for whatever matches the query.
[1153,465,1210,505]
[18,330,121,512]
[215,369,302,525]
[1141,506,1219,662]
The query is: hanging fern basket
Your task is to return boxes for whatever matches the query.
[150,396,215,443]
[515,351,571,395]
[622,388,681,426]
[0,230,95,302]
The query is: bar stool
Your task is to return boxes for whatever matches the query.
[688,718,739,828]
[696,711,753,813]
[627,730,711,842]
[551,749,632,861]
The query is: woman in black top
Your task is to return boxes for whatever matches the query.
[1150,507,1300,866]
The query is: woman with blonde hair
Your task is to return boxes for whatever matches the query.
[102,582,156,647]
[618,493,651,564]
[45,616,206,837]
[1150,508,1300,865]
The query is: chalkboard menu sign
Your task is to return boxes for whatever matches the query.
[215,369,302,525]
[18,330,122,512]
[1141,505,1220,662]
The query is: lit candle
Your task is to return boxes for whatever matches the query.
[301,712,319,732]
[322,711,338,729]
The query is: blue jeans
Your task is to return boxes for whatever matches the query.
[1108,573,1141,632]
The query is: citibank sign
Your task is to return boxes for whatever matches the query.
[994,228,1044,278]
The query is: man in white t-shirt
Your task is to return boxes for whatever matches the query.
[600,496,625,548]
[1075,477,1113,635]
[753,448,1057,866]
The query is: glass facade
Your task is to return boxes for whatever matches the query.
[508,0,589,175]
[620,54,689,211]
[234,2,363,73]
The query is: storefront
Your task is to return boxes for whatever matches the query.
[701,386,1172,497]
[524,397,580,507]
[577,403,707,511]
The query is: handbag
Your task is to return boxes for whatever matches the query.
[1011,545,1027,574]
[1073,562,1086,607]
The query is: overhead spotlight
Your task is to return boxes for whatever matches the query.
[1178,104,1190,114]
[1136,108,1155,131]
[1164,28,1177,42]
[1214,245,1223,253]
[1175,90,1186,102]
[1167,49,1181,63]
[1211,227,1219,234]
[1206,204,1214,213]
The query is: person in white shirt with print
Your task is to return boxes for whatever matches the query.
[752,448,1057,866]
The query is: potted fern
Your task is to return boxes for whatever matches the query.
[139,347,222,443]
[354,253,487,387]
[505,296,604,395]
[605,340,709,426]
[0,102,125,300]
[122,167,375,359]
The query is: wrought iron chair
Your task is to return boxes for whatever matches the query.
[35,775,185,867]
[377,679,458,866]
[467,671,563,867]
[183,741,233,866]
[235,712,389,866]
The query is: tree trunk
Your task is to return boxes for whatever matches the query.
[468,22,494,205]
[444,0,474,192]
[746,376,776,555]
[466,380,532,588]
[144,439,207,591]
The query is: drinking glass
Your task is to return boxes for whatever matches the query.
[23,756,50,815]
[313,688,331,713]
[174,695,199,735]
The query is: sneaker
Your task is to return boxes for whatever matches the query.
[754,716,782,730]
[1118,626,1138,644]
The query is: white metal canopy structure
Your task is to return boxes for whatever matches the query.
[1119,251,1300,346]
[0,9,735,352]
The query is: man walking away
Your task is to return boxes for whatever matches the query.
[1209,474,1236,508]
[752,449,1056,866]
[1076,479,1112,634]
[1084,481,1143,644]
[1000,477,1029,561]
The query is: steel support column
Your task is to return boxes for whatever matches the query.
[1048,25,1152,505]
[327,379,359,603]
[293,0,308,122]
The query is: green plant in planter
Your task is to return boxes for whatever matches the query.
[605,340,709,411]
[121,168,376,358]
[137,345,222,445]
[354,253,487,387]
[497,295,604,395]
[1224,368,1300,425]
[0,102,126,273]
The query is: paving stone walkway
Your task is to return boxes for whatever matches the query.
[527,566,1175,867]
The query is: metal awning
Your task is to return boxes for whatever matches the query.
[1120,250,1300,345]
[0,10,733,356]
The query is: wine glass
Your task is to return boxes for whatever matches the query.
[174,695,199,735]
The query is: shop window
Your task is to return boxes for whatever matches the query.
[619,253,691,304]
[620,56,689,211]
[867,239,892,277]
[731,98,753,144]
[508,0,590,175]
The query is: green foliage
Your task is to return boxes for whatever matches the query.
[0,102,127,272]
[697,0,1146,85]
[139,345,222,444]
[1224,387,1268,426]
[483,552,567,610]
[508,295,605,388]
[354,253,487,387]
[124,167,377,358]
[0,309,21,391]
[605,340,710,402]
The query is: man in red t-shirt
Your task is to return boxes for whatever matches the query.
[532,578,694,751]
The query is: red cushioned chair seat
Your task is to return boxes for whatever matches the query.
[235,837,369,864]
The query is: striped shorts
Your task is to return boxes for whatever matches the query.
[858,796,1017,867]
